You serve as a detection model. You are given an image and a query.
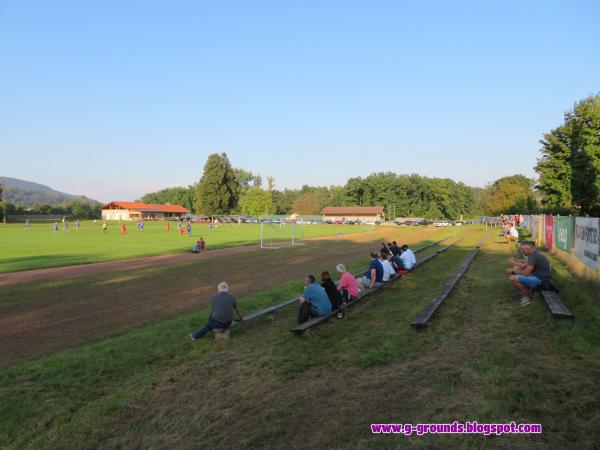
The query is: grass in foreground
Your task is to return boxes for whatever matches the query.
[0,221,368,272]
[1,228,598,449]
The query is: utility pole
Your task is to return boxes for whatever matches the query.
[1,178,6,224]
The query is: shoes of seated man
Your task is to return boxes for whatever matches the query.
[190,334,200,341]
[518,297,532,307]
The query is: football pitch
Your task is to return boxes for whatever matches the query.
[0,221,369,272]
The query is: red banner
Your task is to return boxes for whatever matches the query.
[545,215,554,250]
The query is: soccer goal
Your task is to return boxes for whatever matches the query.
[259,221,306,249]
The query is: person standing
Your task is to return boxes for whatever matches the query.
[199,237,206,251]
[53,221,59,233]
[76,218,80,230]
[25,219,31,231]
[121,223,127,236]
[102,221,108,233]
[191,282,244,340]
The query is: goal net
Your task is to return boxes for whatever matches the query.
[260,221,305,249]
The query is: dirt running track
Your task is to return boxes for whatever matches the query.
[0,229,386,287]
[0,228,446,367]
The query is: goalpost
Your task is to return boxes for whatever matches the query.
[291,221,305,245]
[260,221,305,249]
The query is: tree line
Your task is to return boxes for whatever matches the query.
[0,198,102,221]
[140,153,487,220]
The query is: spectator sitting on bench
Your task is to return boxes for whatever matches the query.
[390,253,405,272]
[297,275,332,324]
[379,253,396,281]
[399,244,416,270]
[380,242,391,257]
[321,271,341,310]
[506,222,519,245]
[191,282,244,340]
[506,241,553,307]
[336,263,359,303]
[386,242,397,256]
[392,241,401,256]
[357,252,384,290]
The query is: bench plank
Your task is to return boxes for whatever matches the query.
[540,290,575,319]
[411,244,481,328]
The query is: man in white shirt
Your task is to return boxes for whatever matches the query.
[507,222,519,245]
[399,244,416,270]
[379,254,396,282]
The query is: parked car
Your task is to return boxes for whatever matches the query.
[325,220,333,224]
[345,220,356,225]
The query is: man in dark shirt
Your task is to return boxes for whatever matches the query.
[391,241,401,256]
[357,252,384,290]
[506,241,553,307]
[191,282,244,340]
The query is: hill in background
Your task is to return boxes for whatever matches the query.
[1,177,100,207]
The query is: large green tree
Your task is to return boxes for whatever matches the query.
[569,95,600,215]
[195,153,239,215]
[536,94,600,215]
[239,187,273,216]
[140,186,196,212]
[233,168,262,194]
[291,192,321,215]
[485,175,536,215]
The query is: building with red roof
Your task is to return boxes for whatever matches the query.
[101,201,190,221]
[322,206,384,223]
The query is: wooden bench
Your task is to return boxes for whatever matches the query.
[231,296,300,327]
[234,237,450,328]
[415,237,463,267]
[289,289,375,334]
[411,241,483,328]
[516,248,574,320]
[289,237,465,334]
[540,289,575,319]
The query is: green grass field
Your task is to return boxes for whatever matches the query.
[0,221,368,272]
[1,226,598,448]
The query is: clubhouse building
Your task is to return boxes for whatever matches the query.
[322,206,385,223]
[101,201,190,221]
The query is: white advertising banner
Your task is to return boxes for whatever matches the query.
[574,217,599,271]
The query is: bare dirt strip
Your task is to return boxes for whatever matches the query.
[0,229,388,287]
[0,228,447,367]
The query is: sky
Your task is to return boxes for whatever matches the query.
[1,0,599,202]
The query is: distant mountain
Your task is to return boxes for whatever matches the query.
[0,177,101,207]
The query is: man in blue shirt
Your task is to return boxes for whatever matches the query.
[357,252,384,290]
[297,274,332,324]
